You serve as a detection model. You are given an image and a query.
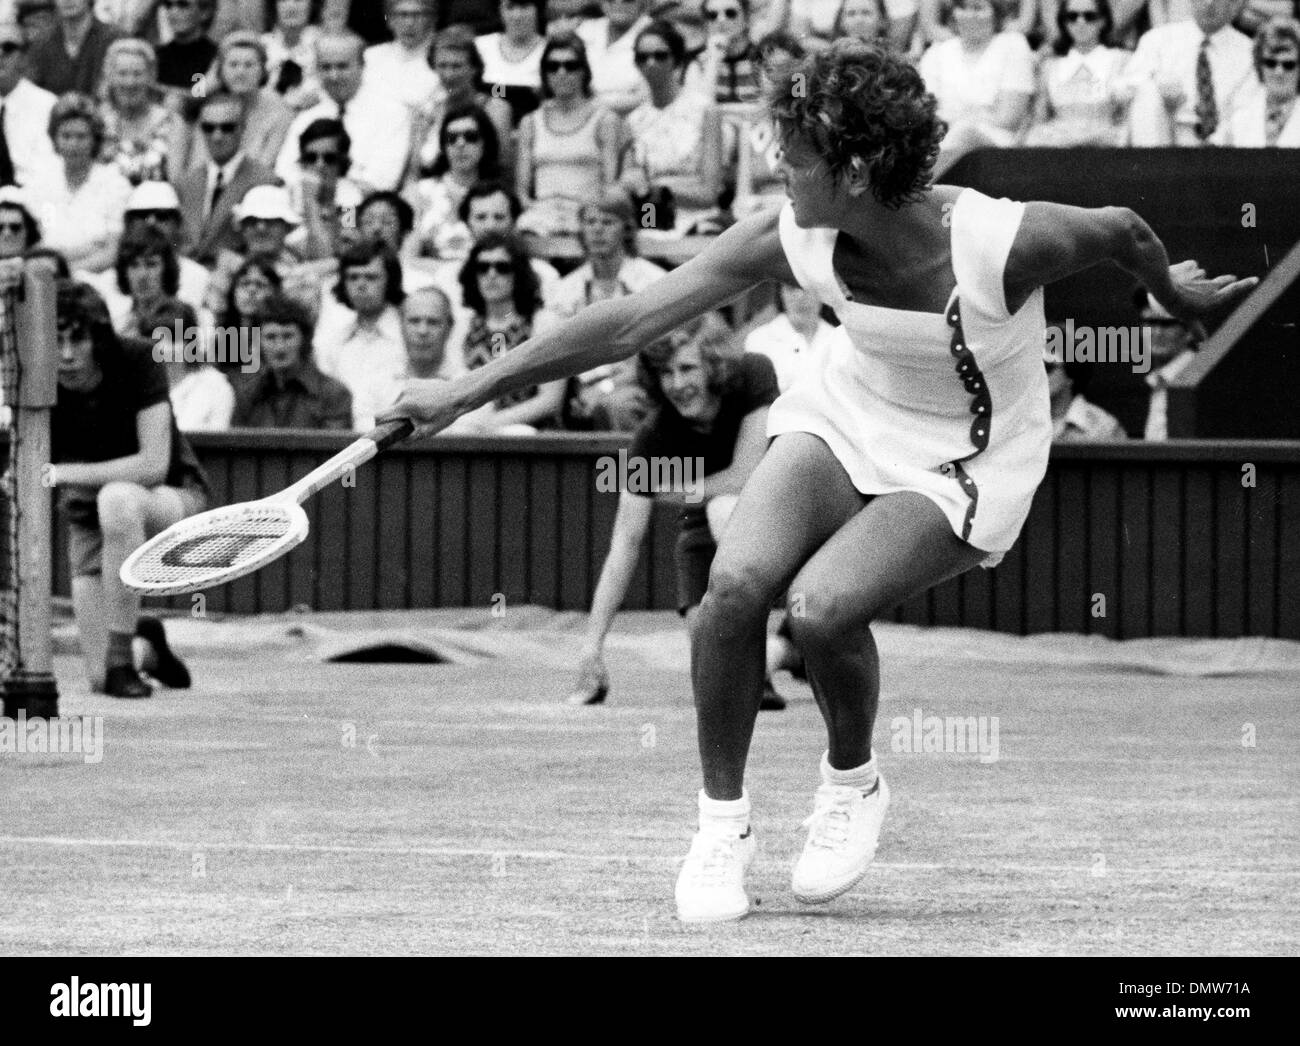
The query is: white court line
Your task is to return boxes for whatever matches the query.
[0,835,1296,878]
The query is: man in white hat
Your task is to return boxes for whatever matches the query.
[205,182,327,318]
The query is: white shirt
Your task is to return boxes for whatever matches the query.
[1226,87,1300,147]
[88,255,212,332]
[475,33,545,89]
[275,88,412,194]
[313,301,408,430]
[548,255,666,319]
[0,78,59,188]
[170,367,235,432]
[26,161,132,273]
[363,39,443,123]
[919,32,1036,125]
[744,315,841,393]
[577,16,653,116]
[1143,350,1198,440]
[1127,21,1256,146]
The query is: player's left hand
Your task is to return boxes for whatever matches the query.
[1165,261,1258,343]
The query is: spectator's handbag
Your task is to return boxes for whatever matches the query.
[632,184,677,233]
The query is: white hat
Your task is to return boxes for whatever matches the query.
[0,185,29,209]
[125,180,181,213]
[232,184,300,226]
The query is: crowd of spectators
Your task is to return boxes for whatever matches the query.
[0,0,1292,441]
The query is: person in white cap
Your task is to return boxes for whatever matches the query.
[204,182,327,318]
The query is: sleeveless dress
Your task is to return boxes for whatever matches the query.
[768,188,1052,565]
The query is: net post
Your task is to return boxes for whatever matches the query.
[2,259,59,719]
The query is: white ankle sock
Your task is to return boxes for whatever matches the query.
[821,751,878,795]
[698,789,750,837]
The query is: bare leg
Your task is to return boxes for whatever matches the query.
[71,575,108,690]
[787,492,989,770]
[691,434,868,800]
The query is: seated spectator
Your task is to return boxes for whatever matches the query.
[362,0,441,131]
[52,280,209,697]
[400,286,465,381]
[457,231,563,432]
[199,31,297,170]
[1137,289,1199,440]
[1126,0,1256,146]
[1047,358,1127,440]
[263,0,324,110]
[578,0,655,116]
[476,0,547,126]
[408,27,514,183]
[97,38,188,185]
[550,190,665,430]
[699,0,765,105]
[621,19,723,234]
[833,0,892,45]
[743,283,840,392]
[175,90,280,267]
[231,289,353,428]
[919,0,1036,178]
[288,117,364,260]
[138,296,235,432]
[215,256,282,378]
[275,29,411,194]
[516,34,623,241]
[0,17,59,188]
[314,238,407,429]
[27,93,132,273]
[113,224,178,336]
[1025,0,1133,146]
[407,103,499,261]
[105,181,211,320]
[1226,16,1300,145]
[546,0,592,35]
[25,0,119,98]
[155,0,218,93]
[454,179,560,301]
[14,1,59,51]
[205,184,325,317]
[354,190,443,292]
[0,186,41,258]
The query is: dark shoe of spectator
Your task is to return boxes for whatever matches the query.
[104,665,153,699]
[136,616,191,689]
[760,678,786,711]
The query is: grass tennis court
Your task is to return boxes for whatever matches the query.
[1,608,1296,956]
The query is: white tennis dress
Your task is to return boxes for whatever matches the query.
[768,188,1052,564]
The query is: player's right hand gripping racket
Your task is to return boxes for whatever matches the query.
[120,419,414,595]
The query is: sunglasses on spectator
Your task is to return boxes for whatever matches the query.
[0,222,25,234]
[300,149,342,165]
[0,41,25,55]
[475,259,513,275]
[1262,58,1298,70]
[544,59,583,73]
[446,129,482,144]
[705,7,741,19]
[200,121,240,134]
[1064,10,1101,21]
[635,49,673,65]
[131,209,178,221]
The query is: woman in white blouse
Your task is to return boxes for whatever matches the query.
[1025,0,1132,146]
[1227,17,1300,147]
[30,95,133,274]
[476,0,548,125]
[262,0,324,111]
[919,0,1037,177]
[97,39,188,185]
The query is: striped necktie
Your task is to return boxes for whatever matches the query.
[1194,36,1218,143]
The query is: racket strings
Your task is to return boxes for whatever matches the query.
[130,509,297,586]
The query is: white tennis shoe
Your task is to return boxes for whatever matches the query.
[675,826,757,923]
[791,774,890,904]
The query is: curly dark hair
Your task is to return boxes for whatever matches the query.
[1052,0,1114,56]
[221,257,282,328]
[55,279,122,368]
[115,224,180,298]
[429,102,501,180]
[459,232,541,319]
[333,238,406,310]
[764,40,945,209]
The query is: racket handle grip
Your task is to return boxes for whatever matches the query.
[367,417,414,452]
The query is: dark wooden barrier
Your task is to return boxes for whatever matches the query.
[42,431,1299,639]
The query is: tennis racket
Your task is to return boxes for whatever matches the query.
[120,418,414,595]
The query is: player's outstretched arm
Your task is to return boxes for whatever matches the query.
[1004,203,1259,342]
[379,207,795,433]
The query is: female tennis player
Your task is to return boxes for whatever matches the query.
[381,40,1256,922]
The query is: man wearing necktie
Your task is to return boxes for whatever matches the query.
[1128,0,1255,146]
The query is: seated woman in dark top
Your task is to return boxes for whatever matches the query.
[231,290,352,430]
[51,281,209,698]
